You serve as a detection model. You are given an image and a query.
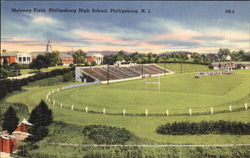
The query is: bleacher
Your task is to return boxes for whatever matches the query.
[80,64,169,82]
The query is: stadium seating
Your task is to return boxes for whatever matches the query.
[80,64,168,82]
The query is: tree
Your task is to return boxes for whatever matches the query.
[0,67,10,79]
[85,61,91,66]
[154,56,160,63]
[2,106,19,134]
[103,54,116,65]
[45,50,62,66]
[3,58,9,67]
[73,49,86,64]
[29,55,49,72]
[160,53,169,62]
[218,48,231,60]
[147,53,154,63]
[28,100,53,142]
[91,61,97,66]
[116,50,126,62]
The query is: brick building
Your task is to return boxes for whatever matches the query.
[0,135,17,154]
[60,54,74,65]
[0,119,32,154]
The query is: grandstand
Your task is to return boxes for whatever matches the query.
[75,64,173,83]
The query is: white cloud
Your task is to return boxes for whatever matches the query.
[29,15,59,25]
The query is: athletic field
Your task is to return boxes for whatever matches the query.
[51,70,249,115]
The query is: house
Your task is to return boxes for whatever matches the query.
[0,119,32,154]
[12,119,32,140]
[212,62,250,70]
[0,135,17,154]
[86,53,104,65]
[0,51,33,65]
[186,53,192,59]
[225,55,231,61]
[60,53,74,65]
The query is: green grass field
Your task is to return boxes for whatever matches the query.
[20,65,69,75]
[158,63,210,73]
[50,70,249,115]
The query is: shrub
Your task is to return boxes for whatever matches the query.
[63,71,75,82]
[27,76,64,87]
[82,125,133,144]
[156,121,250,135]
[17,64,30,69]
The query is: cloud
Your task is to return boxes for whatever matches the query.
[71,29,137,46]
[1,12,249,53]
[2,36,39,43]
[192,36,225,41]
[28,14,59,25]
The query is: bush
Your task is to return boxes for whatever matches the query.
[27,76,64,87]
[82,125,133,144]
[62,71,75,82]
[156,121,250,135]
[208,64,214,69]
[17,64,30,69]
[0,65,21,79]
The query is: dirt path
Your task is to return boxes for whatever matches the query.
[8,73,35,80]
[0,152,13,158]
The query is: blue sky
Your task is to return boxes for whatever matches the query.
[1,1,249,53]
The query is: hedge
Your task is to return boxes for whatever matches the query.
[82,125,133,144]
[0,67,74,101]
[156,120,250,135]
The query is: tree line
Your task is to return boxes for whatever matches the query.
[0,67,74,101]
[103,49,249,65]
[156,120,250,135]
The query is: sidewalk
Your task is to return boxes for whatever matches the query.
[8,73,35,80]
[0,152,13,158]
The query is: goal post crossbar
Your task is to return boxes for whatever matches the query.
[145,82,160,84]
[144,75,161,91]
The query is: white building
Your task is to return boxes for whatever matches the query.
[86,53,104,65]
[45,41,52,53]
[16,53,33,64]
[225,55,231,61]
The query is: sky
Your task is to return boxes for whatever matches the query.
[1,1,249,53]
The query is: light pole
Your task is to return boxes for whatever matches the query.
[164,55,166,75]
[107,64,109,85]
[141,63,144,79]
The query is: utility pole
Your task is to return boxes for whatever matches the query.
[107,64,109,85]
[164,55,166,75]
[141,63,144,79]
[181,61,183,73]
